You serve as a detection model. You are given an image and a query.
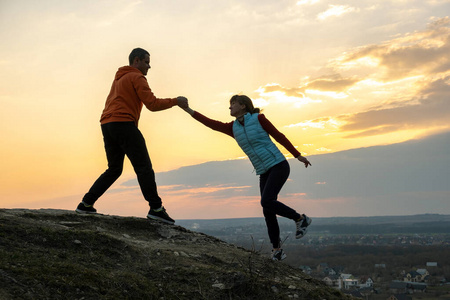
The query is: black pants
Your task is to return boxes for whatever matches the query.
[83,122,162,209]
[260,160,301,249]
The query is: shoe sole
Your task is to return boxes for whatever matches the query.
[75,209,97,214]
[147,215,175,225]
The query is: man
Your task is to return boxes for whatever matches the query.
[76,48,187,224]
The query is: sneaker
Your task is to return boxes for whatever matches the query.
[75,202,97,214]
[295,214,312,239]
[271,249,287,261]
[147,206,175,225]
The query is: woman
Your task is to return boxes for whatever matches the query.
[182,95,312,261]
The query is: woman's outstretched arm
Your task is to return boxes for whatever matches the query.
[182,107,234,137]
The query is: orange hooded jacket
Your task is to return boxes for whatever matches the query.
[100,66,178,126]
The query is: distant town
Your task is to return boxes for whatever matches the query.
[178,214,450,300]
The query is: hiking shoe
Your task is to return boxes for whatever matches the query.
[75,202,97,214]
[147,206,175,225]
[271,249,287,261]
[295,214,312,239]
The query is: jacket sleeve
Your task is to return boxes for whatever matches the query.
[135,76,178,111]
[258,114,301,157]
[192,111,234,137]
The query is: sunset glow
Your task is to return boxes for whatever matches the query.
[1,1,449,219]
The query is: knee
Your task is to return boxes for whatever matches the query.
[261,198,274,210]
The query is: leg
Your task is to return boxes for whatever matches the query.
[260,161,301,221]
[263,207,281,249]
[260,161,311,241]
[260,166,288,261]
[82,123,125,206]
[116,123,162,209]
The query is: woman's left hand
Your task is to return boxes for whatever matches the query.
[297,155,311,168]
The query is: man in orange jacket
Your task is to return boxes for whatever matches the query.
[76,48,187,224]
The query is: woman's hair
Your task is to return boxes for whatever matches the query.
[230,95,260,114]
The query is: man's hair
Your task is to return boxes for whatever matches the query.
[129,48,149,65]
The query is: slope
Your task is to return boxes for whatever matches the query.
[0,209,350,300]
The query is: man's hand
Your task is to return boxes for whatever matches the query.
[177,96,188,109]
[297,155,311,168]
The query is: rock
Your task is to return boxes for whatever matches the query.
[212,283,226,290]
[179,251,189,257]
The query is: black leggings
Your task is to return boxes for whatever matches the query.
[260,160,301,248]
[83,122,161,209]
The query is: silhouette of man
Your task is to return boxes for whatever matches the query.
[76,48,187,224]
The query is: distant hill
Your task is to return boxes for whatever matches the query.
[0,209,350,300]
[178,214,450,235]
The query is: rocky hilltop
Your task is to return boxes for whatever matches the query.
[0,209,350,299]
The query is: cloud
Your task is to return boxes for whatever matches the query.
[317,5,358,21]
[339,75,450,137]
[327,17,450,137]
[304,75,360,92]
[256,17,450,139]
[332,16,450,81]
[257,75,360,102]
[286,116,340,130]
[120,159,262,200]
[260,84,305,98]
[160,184,254,199]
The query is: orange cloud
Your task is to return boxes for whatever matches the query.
[272,17,450,139]
[286,193,307,196]
[259,74,359,98]
[304,75,360,92]
[162,185,252,195]
[339,76,450,137]
[333,17,450,81]
[260,84,305,98]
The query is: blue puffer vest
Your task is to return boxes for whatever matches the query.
[233,113,286,175]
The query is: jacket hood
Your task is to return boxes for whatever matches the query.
[115,66,142,80]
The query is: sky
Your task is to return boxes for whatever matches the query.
[1,0,449,219]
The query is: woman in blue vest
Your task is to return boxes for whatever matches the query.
[182,95,311,261]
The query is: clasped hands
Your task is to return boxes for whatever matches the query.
[176,96,189,109]
[176,96,194,115]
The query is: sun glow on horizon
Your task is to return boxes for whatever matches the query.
[1,1,449,218]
